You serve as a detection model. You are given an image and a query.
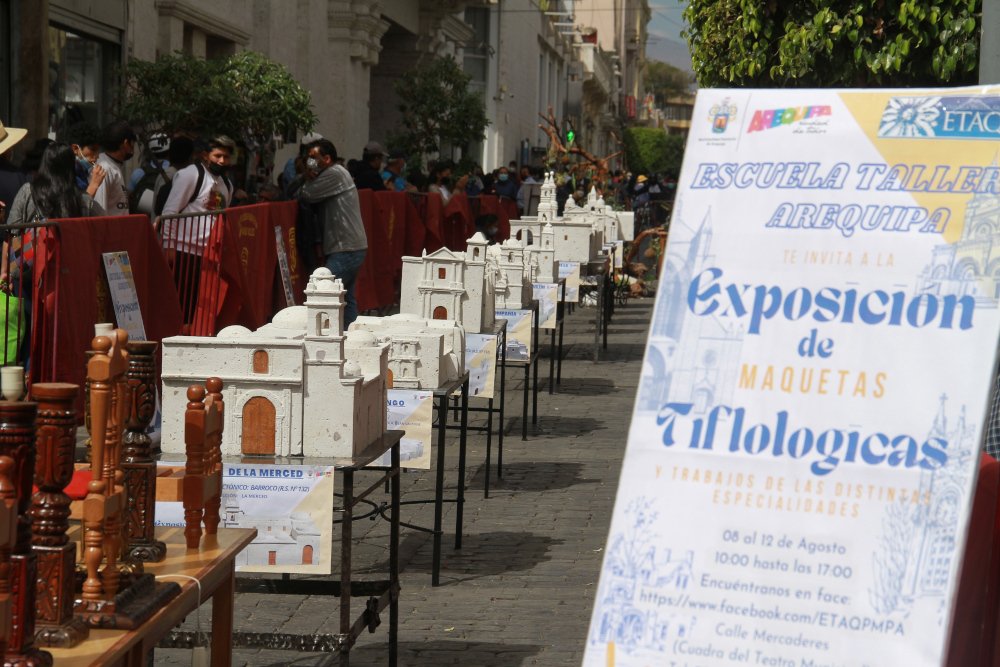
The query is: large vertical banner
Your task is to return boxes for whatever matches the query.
[585,88,1000,666]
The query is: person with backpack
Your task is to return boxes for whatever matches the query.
[129,133,169,215]
[151,136,194,217]
[158,135,235,322]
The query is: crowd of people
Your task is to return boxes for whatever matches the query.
[0,117,678,328]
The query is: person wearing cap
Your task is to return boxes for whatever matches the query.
[282,131,323,192]
[128,132,169,192]
[94,121,137,216]
[354,141,387,191]
[0,120,28,216]
[632,174,650,212]
[298,138,368,327]
[381,149,409,192]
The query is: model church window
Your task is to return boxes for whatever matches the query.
[433,306,448,320]
[438,267,447,279]
[317,313,331,336]
[474,248,481,259]
[253,350,269,374]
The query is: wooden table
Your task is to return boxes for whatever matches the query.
[47,526,256,667]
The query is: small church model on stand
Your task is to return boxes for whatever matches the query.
[160,268,389,459]
[509,172,607,269]
[348,314,466,390]
[398,231,498,334]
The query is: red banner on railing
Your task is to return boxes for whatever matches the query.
[32,215,183,411]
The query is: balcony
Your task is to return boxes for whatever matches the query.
[576,42,614,98]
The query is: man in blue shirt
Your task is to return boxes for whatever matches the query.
[380,149,409,192]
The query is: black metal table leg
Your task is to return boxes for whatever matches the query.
[548,327,555,394]
[557,319,564,385]
[498,328,506,477]
[484,396,493,499]
[340,469,353,667]
[432,393,448,587]
[521,361,529,441]
[389,443,400,667]
[456,377,469,549]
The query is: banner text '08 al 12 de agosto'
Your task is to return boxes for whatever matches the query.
[584,88,1000,666]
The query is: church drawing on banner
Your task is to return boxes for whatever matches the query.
[871,395,975,621]
[223,499,322,568]
[638,209,745,415]
[917,187,1000,308]
[588,496,696,656]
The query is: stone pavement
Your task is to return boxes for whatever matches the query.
[155,297,654,667]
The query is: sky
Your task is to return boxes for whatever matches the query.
[646,1,694,74]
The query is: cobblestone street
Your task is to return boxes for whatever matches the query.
[156,298,652,667]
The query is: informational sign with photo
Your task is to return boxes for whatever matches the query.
[496,308,534,362]
[466,332,498,399]
[585,87,1000,666]
[532,282,559,329]
[368,389,433,469]
[102,251,146,341]
[156,462,335,574]
[558,261,581,302]
[274,225,295,307]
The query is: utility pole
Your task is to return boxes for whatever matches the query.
[982,0,1000,83]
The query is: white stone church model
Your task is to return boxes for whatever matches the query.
[160,267,389,459]
[349,314,465,390]
[399,232,497,334]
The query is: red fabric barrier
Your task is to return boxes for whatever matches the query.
[355,189,380,312]
[947,454,1000,667]
[442,193,474,251]
[33,215,183,412]
[422,193,445,253]
[497,196,517,241]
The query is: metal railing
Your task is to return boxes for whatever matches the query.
[156,210,225,336]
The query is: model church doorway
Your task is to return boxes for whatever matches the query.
[242,396,276,455]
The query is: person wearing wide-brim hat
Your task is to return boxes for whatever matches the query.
[0,120,29,218]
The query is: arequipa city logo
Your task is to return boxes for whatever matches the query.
[878,95,1000,139]
[709,98,738,134]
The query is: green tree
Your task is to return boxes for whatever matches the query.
[623,127,685,179]
[644,60,695,103]
[118,51,316,145]
[683,0,981,87]
[390,56,489,167]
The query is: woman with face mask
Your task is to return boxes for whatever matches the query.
[494,166,518,200]
[428,161,468,204]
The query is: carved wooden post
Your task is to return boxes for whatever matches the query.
[203,378,224,536]
[81,336,110,604]
[0,401,52,666]
[29,383,87,647]
[183,385,206,549]
[122,341,165,562]
[0,455,19,656]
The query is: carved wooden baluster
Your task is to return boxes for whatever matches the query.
[100,329,129,600]
[183,386,206,549]
[202,378,224,536]
[0,455,18,656]
[122,341,165,563]
[29,383,87,647]
[82,336,111,603]
[0,401,52,666]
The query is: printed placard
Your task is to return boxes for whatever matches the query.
[102,252,146,340]
[497,308,533,362]
[156,463,334,574]
[274,225,295,307]
[558,261,581,302]
[373,389,434,469]
[466,332,498,399]
[614,240,624,270]
[532,283,559,329]
[585,87,1000,666]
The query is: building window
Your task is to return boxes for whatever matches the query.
[438,267,447,280]
[433,306,448,320]
[268,551,277,565]
[253,350,269,374]
[47,23,119,137]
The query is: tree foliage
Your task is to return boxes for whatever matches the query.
[623,127,685,178]
[683,0,981,88]
[390,56,489,167]
[644,60,695,102]
[118,51,316,143]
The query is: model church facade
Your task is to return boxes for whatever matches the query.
[349,314,465,390]
[160,268,389,458]
[399,232,497,333]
